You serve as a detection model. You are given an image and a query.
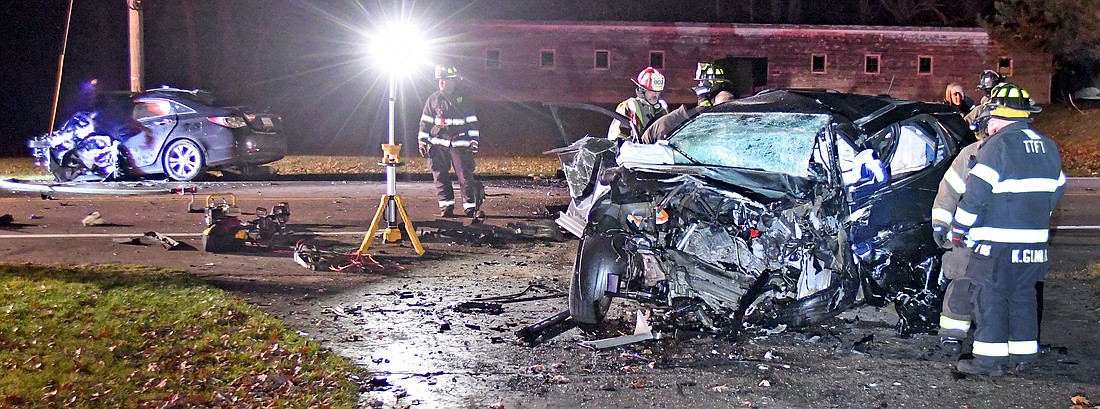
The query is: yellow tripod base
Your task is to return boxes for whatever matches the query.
[357,194,425,256]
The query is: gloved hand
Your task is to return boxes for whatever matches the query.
[469,140,479,154]
[418,142,430,157]
[950,233,967,248]
[949,225,968,248]
[932,226,949,248]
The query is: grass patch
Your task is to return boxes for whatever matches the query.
[1032,104,1100,177]
[0,264,361,408]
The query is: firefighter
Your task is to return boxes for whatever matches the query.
[608,67,668,142]
[418,65,484,219]
[949,84,1065,376]
[930,106,988,355]
[964,70,1006,136]
[976,69,1006,102]
[639,64,736,143]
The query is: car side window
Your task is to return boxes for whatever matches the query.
[888,120,943,178]
[132,99,174,121]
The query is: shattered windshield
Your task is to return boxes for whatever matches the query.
[668,112,831,178]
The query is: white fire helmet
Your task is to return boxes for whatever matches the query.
[632,67,665,92]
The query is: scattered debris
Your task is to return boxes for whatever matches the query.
[470,284,564,304]
[81,211,105,226]
[579,311,660,349]
[449,301,504,315]
[112,237,145,246]
[757,379,771,387]
[712,384,730,393]
[515,310,573,345]
[1070,393,1093,409]
[293,240,393,273]
[548,375,571,384]
[507,220,565,241]
[144,231,181,250]
[852,334,875,354]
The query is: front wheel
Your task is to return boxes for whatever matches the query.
[162,139,206,181]
[568,232,626,327]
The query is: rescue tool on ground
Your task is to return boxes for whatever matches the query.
[200,193,290,253]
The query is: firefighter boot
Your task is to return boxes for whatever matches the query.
[956,359,1005,377]
[939,337,961,357]
[465,208,486,224]
[440,205,455,218]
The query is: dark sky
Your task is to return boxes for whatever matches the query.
[0,0,989,157]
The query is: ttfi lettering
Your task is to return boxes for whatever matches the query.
[1023,140,1046,154]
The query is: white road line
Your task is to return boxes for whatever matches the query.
[0,231,370,239]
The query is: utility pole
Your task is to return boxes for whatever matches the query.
[128,0,144,92]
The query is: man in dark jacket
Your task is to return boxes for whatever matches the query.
[418,65,483,220]
[949,84,1065,376]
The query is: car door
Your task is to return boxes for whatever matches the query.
[121,98,186,168]
[847,115,953,304]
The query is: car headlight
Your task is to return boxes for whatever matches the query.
[207,116,247,128]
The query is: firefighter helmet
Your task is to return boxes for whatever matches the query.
[435,65,460,80]
[977,70,1005,92]
[694,79,735,103]
[693,63,725,81]
[988,83,1041,119]
[632,67,665,92]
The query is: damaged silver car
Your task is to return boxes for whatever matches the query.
[553,89,976,334]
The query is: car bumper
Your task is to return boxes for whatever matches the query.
[233,131,286,165]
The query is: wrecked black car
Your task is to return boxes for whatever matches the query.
[553,89,976,334]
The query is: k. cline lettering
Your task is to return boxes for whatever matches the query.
[1011,249,1048,263]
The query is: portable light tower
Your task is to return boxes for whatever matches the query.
[357,22,428,256]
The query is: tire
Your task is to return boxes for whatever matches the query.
[568,232,625,326]
[162,139,206,181]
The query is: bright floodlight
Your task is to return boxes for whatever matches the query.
[370,23,429,75]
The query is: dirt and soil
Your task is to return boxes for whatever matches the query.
[0,178,1098,408]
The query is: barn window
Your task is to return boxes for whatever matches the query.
[486,49,500,69]
[811,54,826,74]
[998,57,1013,76]
[918,56,933,75]
[540,50,555,69]
[864,54,880,74]
[649,51,665,69]
[595,50,610,70]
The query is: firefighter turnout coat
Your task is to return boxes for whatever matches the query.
[950,120,1065,363]
[418,91,480,151]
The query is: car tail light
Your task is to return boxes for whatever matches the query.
[207,116,247,128]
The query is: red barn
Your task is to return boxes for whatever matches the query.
[432,20,1051,154]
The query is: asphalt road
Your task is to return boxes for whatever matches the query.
[0,178,1098,408]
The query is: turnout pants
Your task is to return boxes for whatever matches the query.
[967,244,1048,367]
[428,145,479,211]
[939,248,973,338]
